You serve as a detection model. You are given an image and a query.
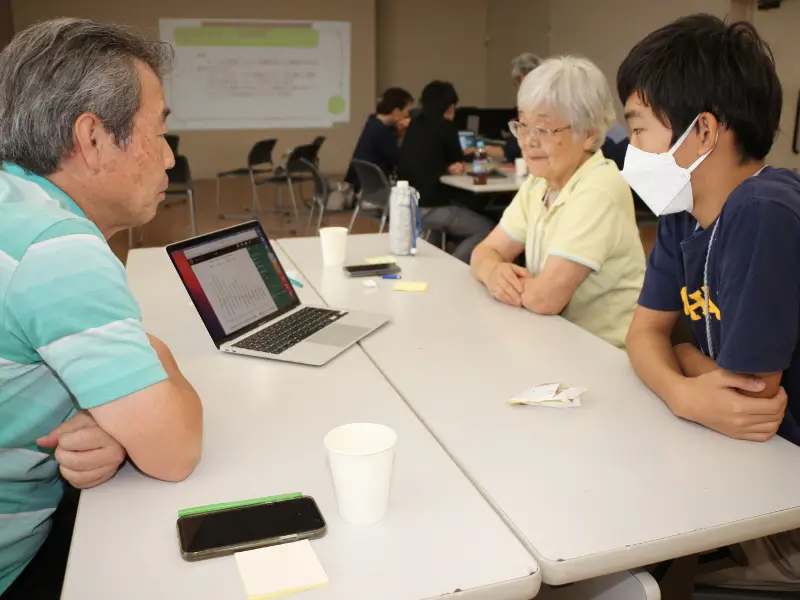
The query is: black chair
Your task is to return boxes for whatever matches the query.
[166,155,196,233]
[215,139,277,220]
[165,134,180,156]
[292,137,325,206]
[300,158,330,234]
[129,155,196,248]
[281,136,324,165]
[261,144,319,227]
[308,136,326,174]
[348,159,391,233]
[312,135,326,154]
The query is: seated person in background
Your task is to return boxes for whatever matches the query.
[620,14,800,591]
[471,56,645,348]
[398,81,494,262]
[345,87,413,190]
[0,18,203,600]
[485,52,543,163]
[599,123,631,170]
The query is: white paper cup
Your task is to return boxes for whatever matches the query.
[515,157,528,177]
[319,227,347,267]
[324,423,397,524]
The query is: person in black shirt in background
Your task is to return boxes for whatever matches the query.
[345,87,413,191]
[398,81,494,262]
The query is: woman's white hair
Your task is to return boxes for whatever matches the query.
[517,56,616,151]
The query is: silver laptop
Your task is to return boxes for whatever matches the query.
[167,221,388,366]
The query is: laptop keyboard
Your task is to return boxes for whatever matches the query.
[233,307,347,355]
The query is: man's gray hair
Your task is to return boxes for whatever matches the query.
[517,56,616,151]
[0,18,173,175]
[510,52,543,79]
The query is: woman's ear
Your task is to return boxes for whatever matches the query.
[583,130,599,152]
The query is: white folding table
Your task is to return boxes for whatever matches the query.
[60,247,541,600]
[279,233,800,587]
[440,173,524,194]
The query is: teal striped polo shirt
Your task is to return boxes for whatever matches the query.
[0,163,168,594]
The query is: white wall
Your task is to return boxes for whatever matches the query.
[485,0,550,108]
[549,0,732,122]
[376,0,489,107]
[754,1,800,169]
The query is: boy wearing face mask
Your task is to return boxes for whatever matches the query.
[619,14,800,591]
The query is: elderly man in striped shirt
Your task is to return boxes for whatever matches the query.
[0,19,204,600]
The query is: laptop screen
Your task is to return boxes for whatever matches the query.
[458,131,476,152]
[168,223,299,345]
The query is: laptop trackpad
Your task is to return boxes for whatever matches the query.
[307,324,369,347]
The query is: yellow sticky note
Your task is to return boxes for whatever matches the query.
[365,255,397,264]
[393,281,428,292]
[235,540,329,600]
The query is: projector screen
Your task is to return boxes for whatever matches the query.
[159,18,351,131]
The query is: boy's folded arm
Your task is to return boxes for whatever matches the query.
[733,371,782,399]
[674,343,782,399]
[673,343,716,377]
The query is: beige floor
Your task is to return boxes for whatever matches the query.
[109,176,658,265]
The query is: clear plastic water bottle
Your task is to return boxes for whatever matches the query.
[389,181,415,255]
[472,141,488,185]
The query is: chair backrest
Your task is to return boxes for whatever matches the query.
[310,136,326,166]
[351,159,391,209]
[299,158,328,205]
[165,134,180,155]
[285,144,319,174]
[167,155,192,187]
[247,139,277,168]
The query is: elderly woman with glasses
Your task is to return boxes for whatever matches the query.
[470,56,646,348]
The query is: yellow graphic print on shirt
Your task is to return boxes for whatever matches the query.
[681,286,721,321]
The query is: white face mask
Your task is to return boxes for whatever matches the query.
[621,114,716,216]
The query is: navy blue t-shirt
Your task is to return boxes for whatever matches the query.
[345,115,399,190]
[640,167,800,446]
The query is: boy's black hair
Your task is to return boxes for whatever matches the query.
[419,80,459,119]
[376,87,413,115]
[617,14,782,161]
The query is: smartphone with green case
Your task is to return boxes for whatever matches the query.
[177,495,326,561]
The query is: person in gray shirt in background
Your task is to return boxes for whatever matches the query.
[486,52,544,162]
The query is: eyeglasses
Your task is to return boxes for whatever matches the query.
[508,120,572,142]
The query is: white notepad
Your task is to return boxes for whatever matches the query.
[235,540,329,599]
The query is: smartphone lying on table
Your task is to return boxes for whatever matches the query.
[343,263,401,277]
[177,496,327,561]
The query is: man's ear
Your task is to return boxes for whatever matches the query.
[696,112,719,155]
[73,112,105,172]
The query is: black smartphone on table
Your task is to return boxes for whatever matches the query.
[177,496,327,561]
[343,263,401,277]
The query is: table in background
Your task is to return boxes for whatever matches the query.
[279,234,800,587]
[440,172,524,194]
[61,247,541,600]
